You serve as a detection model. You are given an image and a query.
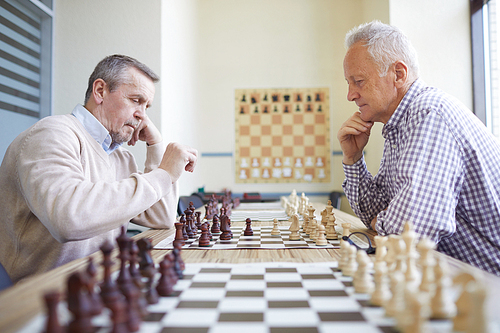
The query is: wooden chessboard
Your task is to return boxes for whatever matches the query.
[234,87,331,184]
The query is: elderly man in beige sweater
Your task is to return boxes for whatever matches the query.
[0,55,198,283]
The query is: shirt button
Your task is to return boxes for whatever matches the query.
[353,173,358,177]
[392,144,397,149]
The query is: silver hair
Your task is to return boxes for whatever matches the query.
[345,20,419,78]
[84,54,159,104]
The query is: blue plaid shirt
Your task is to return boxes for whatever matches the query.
[342,79,500,275]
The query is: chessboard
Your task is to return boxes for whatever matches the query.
[234,87,331,184]
[22,261,462,333]
[154,226,341,250]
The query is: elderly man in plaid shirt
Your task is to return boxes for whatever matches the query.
[338,20,500,276]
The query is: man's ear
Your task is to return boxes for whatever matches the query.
[92,79,107,105]
[394,61,408,88]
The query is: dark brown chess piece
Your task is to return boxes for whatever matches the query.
[156,253,178,296]
[219,214,232,241]
[67,272,93,333]
[137,238,159,305]
[129,240,148,319]
[44,291,63,333]
[85,257,103,316]
[198,223,211,247]
[205,221,213,240]
[244,218,254,236]
[195,211,202,230]
[115,228,142,331]
[211,214,221,234]
[172,242,185,279]
[174,222,186,247]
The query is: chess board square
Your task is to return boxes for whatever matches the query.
[309,297,361,312]
[265,272,302,282]
[301,274,335,279]
[318,323,383,333]
[190,282,227,288]
[302,279,345,290]
[148,297,180,312]
[230,274,265,280]
[270,328,318,333]
[218,298,267,311]
[191,273,231,282]
[209,323,268,333]
[225,290,265,297]
[179,288,226,301]
[176,301,219,309]
[266,268,297,273]
[218,312,264,322]
[265,308,320,326]
[265,288,309,300]
[268,300,310,308]
[267,282,303,288]
[260,244,286,248]
[225,280,266,290]
[318,312,365,322]
[162,309,219,326]
[143,312,167,321]
[308,290,349,297]
[199,268,232,273]
[159,328,210,333]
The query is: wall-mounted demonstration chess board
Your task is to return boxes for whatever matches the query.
[235,87,331,183]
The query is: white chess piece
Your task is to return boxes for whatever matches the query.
[284,157,291,166]
[252,158,259,167]
[295,158,303,167]
[316,157,324,167]
[271,218,280,235]
[263,157,270,167]
[303,174,313,182]
[318,169,326,178]
[240,158,248,167]
[239,169,247,179]
[342,245,358,277]
[274,158,282,167]
[354,250,374,294]
[305,156,313,166]
[272,168,282,178]
[262,169,270,178]
[295,170,302,179]
[315,225,327,246]
[282,167,292,177]
[288,214,300,240]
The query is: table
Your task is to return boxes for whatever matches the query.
[0,204,499,333]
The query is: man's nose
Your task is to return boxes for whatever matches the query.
[347,85,359,102]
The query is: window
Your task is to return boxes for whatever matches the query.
[0,0,53,119]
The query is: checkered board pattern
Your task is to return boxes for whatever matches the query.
[154,226,341,250]
[22,262,456,333]
[235,87,331,184]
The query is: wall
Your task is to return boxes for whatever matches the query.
[53,0,162,169]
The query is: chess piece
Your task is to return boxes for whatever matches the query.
[137,238,159,305]
[385,271,405,318]
[453,272,477,332]
[402,222,420,288]
[99,240,122,309]
[219,214,232,241]
[341,222,351,242]
[326,214,338,240]
[342,244,358,277]
[44,291,63,333]
[244,218,254,236]
[85,257,103,316]
[173,223,185,248]
[417,238,436,295]
[198,222,211,247]
[211,214,221,234]
[67,272,93,333]
[156,253,178,296]
[172,242,185,279]
[430,257,456,319]
[370,245,390,306]
[271,218,280,235]
[392,235,407,274]
[205,221,213,240]
[315,225,328,246]
[353,250,374,294]
[309,218,318,241]
[288,214,301,240]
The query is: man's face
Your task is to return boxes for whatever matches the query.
[343,42,398,124]
[99,67,155,144]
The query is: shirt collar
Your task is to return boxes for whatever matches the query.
[382,79,426,138]
[71,104,122,154]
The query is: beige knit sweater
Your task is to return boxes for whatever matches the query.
[0,114,177,283]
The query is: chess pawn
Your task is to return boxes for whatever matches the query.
[392,236,407,274]
[67,272,93,333]
[315,225,328,246]
[342,244,358,277]
[198,222,211,247]
[398,289,431,333]
[385,271,405,318]
[385,234,398,271]
[453,272,477,332]
[156,253,178,296]
[44,291,63,333]
[430,257,456,319]
[402,222,420,287]
[417,238,436,295]
[353,250,374,294]
[374,236,388,263]
[326,215,338,240]
[85,257,103,316]
[271,218,280,235]
[370,252,391,306]
[244,218,254,236]
[338,239,349,272]
[211,214,221,234]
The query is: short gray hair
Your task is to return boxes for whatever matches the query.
[345,20,419,79]
[84,54,160,104]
